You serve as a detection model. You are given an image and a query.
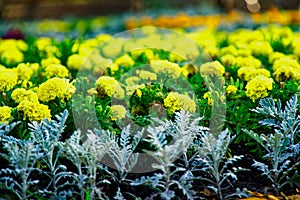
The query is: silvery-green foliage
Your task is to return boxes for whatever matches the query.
[192,129,247,200]
[108,125,143,183]
[61,129,113,200]
[0,136,43,200]
[243,94,300,196]
[29,110,74,199]
[132,110,202,200]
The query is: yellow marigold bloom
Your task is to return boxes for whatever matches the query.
[232,56,262,68]
[67,54,91,70]
[220,54,235,66]
[203,91,213,106]
[14,63,34,80]
[181,64,198,78]
[41,57,61,68]
[17,100,51,121]
[272,57,299,71]
[200,61,225,77]
[226,85,238,95]
[238,67,270,81]
[95,76,124,99]
[250,41,273,57]
[136,70,157,81]
[96,34,111,42]
[110,105,126,121]
[1,48,24,64]
[168,52,186,62]
[114,54,135,68]
[0,68,18,92]
[130,49,154,60]
[125,76,139,86]
[0,39,28,53]
[164,92,196,114]
[11,88,39,103]
[35,37,52,51]
[150,60,181,79]
[246,76,273,102]
[45,64,69,78]
[126,84,145,96]
[268,52,286,64]
[0,106,12,124]
[273,66,300,82]
[219,45,238,56]
[37,77,76,102]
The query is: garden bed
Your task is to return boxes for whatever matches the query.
[0,9,300,200]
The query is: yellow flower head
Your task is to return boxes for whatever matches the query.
[130,49,154,60]
[272,57,300,82]
[226,85,238,96]
[1,48,24,65]
[232,56,262,68]
[246,76,273,102]
[238,67,270,81]
[0,106,12,124]
[0,68,18,92]
[37,77,76,102]
[164,92,196,114]
[203,91,213,106]
[35,37,52,51]
[136,70,157,81]
[17,100,51,121]
[45,64,69,78]
[181,64,198,78]
[14,63,34,81]
[150,60,181,79]
[114,54,135,68]
[67,54,91,70]
[110,105,126,121]
[95,76,124,99]
[11,88,39,103]
[41,57,61,68]
[250,41,273,57]
[200,61,225,77]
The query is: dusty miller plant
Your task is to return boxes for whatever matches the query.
[29,110,74,198]
[192,129,248,200]
[106,125,143,199]
[0,122,43,200]
[243,94,300,196]
[132,110,204,200]
[60,128,114,200]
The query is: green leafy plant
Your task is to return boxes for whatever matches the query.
[192,129,248,200]
[243,94,300,195]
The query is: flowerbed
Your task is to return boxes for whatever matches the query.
[0,10,300,200]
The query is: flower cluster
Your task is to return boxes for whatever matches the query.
[164,92,196,114]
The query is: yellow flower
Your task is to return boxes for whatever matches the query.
[110,105,126,121]
[232,56,262,68]
[45,64,69,78]
[226,85,238,96]
[150,60,181,79]
[238,67,270,81]
[0,68,18,92]
[0,106,12,124]
[67,54,91,70]
[1,48,24,64]
[126,84,145,96]
[136,70,157,81]
[130,49,154,60]
[164,92,196,114]
[246,76,273,102]
[203,91,213,106]
[220,54,235,66]
[14,63,34,80]
[17,100,51,121]
[11,88,39,103]
[114,54,135,68]
[200,61,225,77]
[95,76,124,99]
[249,41,273,57]
[125,76,139,86]
[168,52,186,62]
[35,37,52,51]
[181,64,198,78]
[37,77,76,102]
[41,57,61,68]
[272,57,300,81]
[0,39,28,53]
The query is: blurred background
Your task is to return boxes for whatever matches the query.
[0,0,299,20]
